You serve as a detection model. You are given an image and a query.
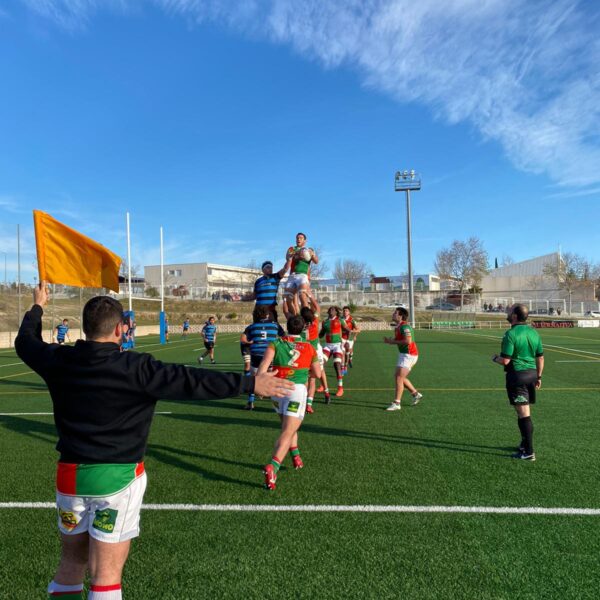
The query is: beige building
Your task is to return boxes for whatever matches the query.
[144,262,261,300]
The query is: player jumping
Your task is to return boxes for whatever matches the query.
[260,315,321,491]
[384,307,423,411]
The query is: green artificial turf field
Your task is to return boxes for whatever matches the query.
[1,327,599,598]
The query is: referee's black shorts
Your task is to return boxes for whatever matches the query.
[505,369,538,405]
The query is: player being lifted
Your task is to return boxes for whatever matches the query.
[283,232,318,316]
[384,307,423,411]
[300,293,331,411]
[341,305,360,374]
[198,316,217,365]
[241,305,285,410]
[260,315,321,491]
[319,306,352,398]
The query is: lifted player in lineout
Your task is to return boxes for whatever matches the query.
[319,306,353,398]
[260,315,321,491]
[384,307,423,411]
[283,232,319,316]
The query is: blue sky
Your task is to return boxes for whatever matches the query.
[1,0,599,283]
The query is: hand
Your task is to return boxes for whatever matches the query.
[491,354,498,363]
[254,370,295,398]
[34,280,49,307]
[535,378,542,390]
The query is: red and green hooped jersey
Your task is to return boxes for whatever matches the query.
[321,317,347,344]
[341,315,357,340]
[57,462,145,497]
[395,321,418,355]
[270,336,317,385]
[289,246,311,275]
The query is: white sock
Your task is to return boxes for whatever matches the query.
[88,584,122,599]
[48,581,84,597]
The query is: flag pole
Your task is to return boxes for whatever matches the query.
[17,224,21,331]
[126,212,133,312]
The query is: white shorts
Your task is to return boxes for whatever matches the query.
[317,343,325,366]
[272,383,307,419]
[343,339,355,351]
[397,353,418,371]
[284,273,309,293]
[56,472,147,543]
[323,343,343,359]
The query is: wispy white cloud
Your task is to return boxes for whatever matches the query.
[16,0,600,188]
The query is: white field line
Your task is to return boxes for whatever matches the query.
[0,362,25,369]
[439,329,600,357]
[0,412,173,416]
[555,360,600,364]
[0,502,599,515]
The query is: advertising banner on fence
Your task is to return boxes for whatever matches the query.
[577,320,600,328]
[532,320,575,328]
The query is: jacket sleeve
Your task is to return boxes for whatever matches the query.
[15,304,54,375]
[137,355,255,401]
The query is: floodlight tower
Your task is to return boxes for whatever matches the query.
[394,169,421,327]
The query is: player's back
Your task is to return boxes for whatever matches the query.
[271,336,316,385]
[246,320,283,356]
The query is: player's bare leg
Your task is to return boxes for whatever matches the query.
[388,367,421,410]
[88,537,131,594]
[264,415,303,489]
[52,533,89,587]
[333,355,344,397]
[298,286,311,310]
[307,376,316,414]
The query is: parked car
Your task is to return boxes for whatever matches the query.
[584,310,600,318]
[425,302,456,311]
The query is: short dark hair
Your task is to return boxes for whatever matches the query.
[328,306,341,317]
[62,318,68,323]
[261,261,273,270]
[287,315,305,335]
[296,232,306,240]
[396,307,409,320]
[512,304,529,322]
[253,305,271,322]
[300,307,315,324]
[83,296,124,339]
[342,306,350,311]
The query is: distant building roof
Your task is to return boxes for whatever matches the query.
[488,253,560,278]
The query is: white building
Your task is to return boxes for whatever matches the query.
[144,262,261,299]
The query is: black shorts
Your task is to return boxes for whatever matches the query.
[250,354,263,369]
[506,370,538,405]
[204,341,215,350]
[240,343,252,357]
[57,338,65,345]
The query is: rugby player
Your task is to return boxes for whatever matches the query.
[492,304,544,461]
[300,294,330,412]
[259,315,321,490]
[182,317,190,338]
[242,305,285,410]
[384,307,423,411]
[319,306,352,397]
[341,306,360,374]
[283,233,319,316]
[15,283,294,600]
[54,319,70,345]
[251,259,291,315]
[198,317,217,364]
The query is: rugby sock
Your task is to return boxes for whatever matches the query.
[324,387,329,393]
[337,379,343,387]
[270,456,281,473]
[88,584,122,599]
[48,581,83,599]
[518,417,534,455]
[290,446,300,458]
[307,396,313,407]
[248,394,255,404]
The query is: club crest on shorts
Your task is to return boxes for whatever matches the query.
[93,508,118,533]
[58,509,78,531]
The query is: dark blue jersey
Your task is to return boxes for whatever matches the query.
[244,320,284,356]
[183,320,190,330]
[202,323,217,342]
[56,324,69,341]
[254,273,282,306]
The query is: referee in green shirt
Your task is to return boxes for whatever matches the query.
[492,304,544,461]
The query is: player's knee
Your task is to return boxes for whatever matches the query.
[333,356,342,364]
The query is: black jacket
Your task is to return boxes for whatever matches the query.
[15,305,254,464]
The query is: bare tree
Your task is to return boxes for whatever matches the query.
[542,252,593,314]
[333,259,371,287]
[500,254,515,267]
[309,246,328,282]
[434,237,489,309]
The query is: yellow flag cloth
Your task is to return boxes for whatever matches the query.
[34,210,122,292]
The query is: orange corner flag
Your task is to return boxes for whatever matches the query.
[33,210,122,292]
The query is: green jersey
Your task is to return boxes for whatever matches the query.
[500,324,543,371]
[270,336,318,385]
[321,317,347,344]
[289,246,311,274]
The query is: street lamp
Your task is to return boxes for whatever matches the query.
[1,251,6,288]
[394,169,421,327]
